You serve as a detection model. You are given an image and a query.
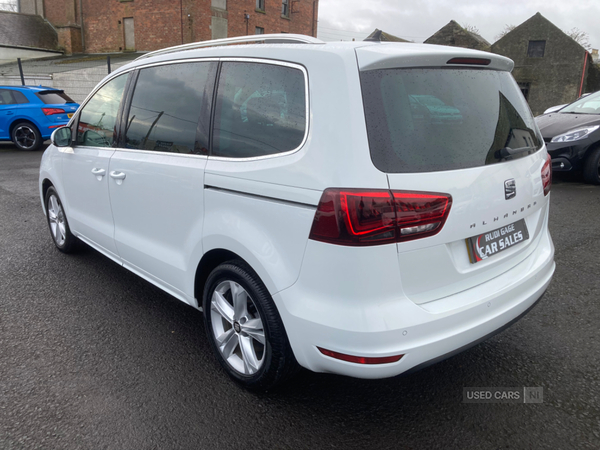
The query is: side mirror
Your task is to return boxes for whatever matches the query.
[51,126,72,147]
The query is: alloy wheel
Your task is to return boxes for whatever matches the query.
[47,194,67,247]
[210,280,266,375]
[15,125,37,150]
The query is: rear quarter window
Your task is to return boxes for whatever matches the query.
[212,61,307,158]
[360,68,542,173]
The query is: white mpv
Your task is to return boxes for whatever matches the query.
[40,34,555,390]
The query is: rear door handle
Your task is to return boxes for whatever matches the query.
[7,111,13,115]
[110,171,126,185]
[91,168,106,180]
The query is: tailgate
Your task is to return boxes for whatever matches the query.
[388,154,549,304]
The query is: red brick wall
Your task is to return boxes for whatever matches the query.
[43,0,78,27]
[44,0,318,54]
[228,0,317,37]
[56,26,83,54]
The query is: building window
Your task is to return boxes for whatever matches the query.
[527,40,546,58]
[518,82,531,101]
[255,27,264,35]
[256,0,264,11]
[282,0,289,17]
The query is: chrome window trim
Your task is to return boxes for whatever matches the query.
[69,57,309,162]
[209,57,310,162]
[110,148,209,160]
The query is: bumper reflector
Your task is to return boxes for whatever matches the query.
[317,347,404,365]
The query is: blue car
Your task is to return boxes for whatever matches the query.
[0,86,79,151]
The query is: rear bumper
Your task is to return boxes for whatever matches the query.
[274,223,555,379]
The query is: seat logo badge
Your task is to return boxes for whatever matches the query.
[504,179,516,200]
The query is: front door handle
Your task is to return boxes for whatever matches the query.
[91,168,106,180]
[110,171,126,185]
[7,111,13,115]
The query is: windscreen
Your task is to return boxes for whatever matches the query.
[560,90,600,114]
[360,68,543,173]
[35,91,76,105]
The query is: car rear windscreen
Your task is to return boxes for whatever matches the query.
[35,91,76,105]
[360,68,543,173]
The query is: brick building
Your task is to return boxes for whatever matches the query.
[19,0,319,54]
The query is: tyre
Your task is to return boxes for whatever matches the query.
[11,121,43,151]
[44,187,77,253]
[583,147,600,185]
[203,260,298,390]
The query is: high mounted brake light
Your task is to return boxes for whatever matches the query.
[309,189,452,246]
[447,58,491,66]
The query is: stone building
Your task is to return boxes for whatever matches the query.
[365,29,410,43]
[18,0,319,54]
[491,12,597,116]
[424,20,490,52]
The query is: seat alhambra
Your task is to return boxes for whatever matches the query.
[40,34,555,390]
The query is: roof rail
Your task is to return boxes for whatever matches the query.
[135,34,324,61]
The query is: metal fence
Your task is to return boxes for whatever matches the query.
[0,53,140,103]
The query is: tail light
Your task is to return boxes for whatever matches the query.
[541,153,552,196]
[42,108,65,116]
[308,188,452,246]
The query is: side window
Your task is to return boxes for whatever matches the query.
[0,90,16,105]
[212,62,306,158]
[12,91,29,104]
[125,62,217,154]
[76,74,128,148]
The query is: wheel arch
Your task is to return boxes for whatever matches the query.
[9,118,41,137]
[194,248,246,309]
[584,141,600,159]
[41,178,54,204]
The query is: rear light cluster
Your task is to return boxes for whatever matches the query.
[309,189,452,246]
[541,153,552,196]
[42,108,65,116]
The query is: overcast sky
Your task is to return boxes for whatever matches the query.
[316,0,600,51]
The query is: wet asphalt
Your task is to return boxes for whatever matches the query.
[1,145,599,449]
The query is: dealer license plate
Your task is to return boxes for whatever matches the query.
[466,219,529,264]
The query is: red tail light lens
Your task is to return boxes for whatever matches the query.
[317,347,404,364]
[393,191,452,241]
[309,188,452,246]
[541,154,552,196]
[42,108,65,115]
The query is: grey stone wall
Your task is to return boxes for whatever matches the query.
[492,13,587,116]
[425,20,490,52]
[586,63,600,93]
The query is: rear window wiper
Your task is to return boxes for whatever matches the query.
[495,146,535,160]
